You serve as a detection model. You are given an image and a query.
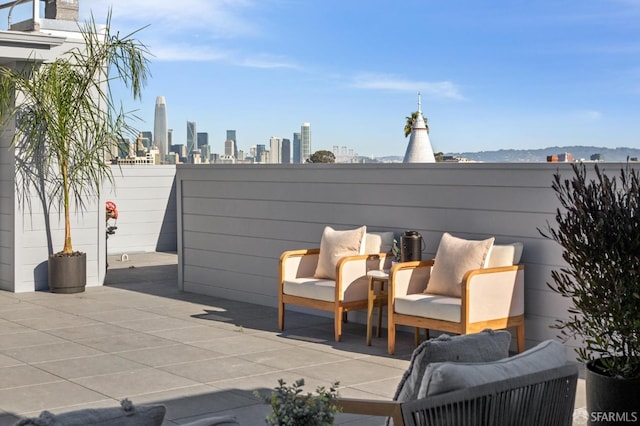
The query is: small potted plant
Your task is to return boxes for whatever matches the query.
[255,378,340,426]
[540,163,640,424]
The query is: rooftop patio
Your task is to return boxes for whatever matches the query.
[0,252,586,425]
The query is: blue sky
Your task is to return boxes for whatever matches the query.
[35,1,640,156]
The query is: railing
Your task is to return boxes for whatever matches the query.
[0,0,39,30]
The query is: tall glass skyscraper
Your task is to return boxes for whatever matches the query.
[281,138,291,164]
[293,132,301,163]
[301,122,311,163]
[153,96,168,158]
[186,121,196,155]
[197,132,208,149]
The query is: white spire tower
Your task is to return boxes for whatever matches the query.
[403,92,435,163]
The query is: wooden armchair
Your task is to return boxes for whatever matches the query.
[387,235,525,355]
[337,364,578,426]
[279,230,393,342]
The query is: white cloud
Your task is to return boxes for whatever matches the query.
[572,110,602,121]
[80,0,258,37]
[149,43,231,62]
[80,0,299,66]
[236,56,300,69]
[352,74,465,100]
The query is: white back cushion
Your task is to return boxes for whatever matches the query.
[487,243,524,268]
[364,231,395,254]
[314,226,366,279]
[425,233,495,298]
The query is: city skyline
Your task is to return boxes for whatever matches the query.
[147,93,315,163]
[61,1,640,156]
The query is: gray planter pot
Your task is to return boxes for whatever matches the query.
[586,359,640,426]
[48,252,86,293]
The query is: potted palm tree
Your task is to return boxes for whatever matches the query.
[540,163,640,425]
[0,12,149,293]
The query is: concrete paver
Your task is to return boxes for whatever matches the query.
[0,252,586,426]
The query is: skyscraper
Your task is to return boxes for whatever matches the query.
[224,139,235,157]
[197,132,209,149]
[293,132,301,164]
[141,131,152,149]
[281,138,291,164]
[301,122,311,163]
[256,144,266,163]
[186,121,196,156]
[153,96,168,158]
[226,130,238,159]
[269,136,282,164]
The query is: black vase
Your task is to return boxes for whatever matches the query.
[586,359,640,426]
[48,252,87,293]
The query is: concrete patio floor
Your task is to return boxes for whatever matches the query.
[0,252,586,425]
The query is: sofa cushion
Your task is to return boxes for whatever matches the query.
[486,243,524,268]
[394,294,461,323]
[418,339,566,398]
[314,226,366,279]
[425,233,495,297]
[180,415,239,426]
[364,231,395,254]
[13,399,165,426]
[283,277,335,302]
[393,330,511,402]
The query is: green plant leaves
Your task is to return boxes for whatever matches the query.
[540,163,640,379]
[255,378,341,426]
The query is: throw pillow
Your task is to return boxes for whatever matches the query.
[180,415,239,426]
[486,242,524,268]
[425,232,495,297]
[392,330,511,403]
[314,226,366,279]
[418,339,567,398]
[13,399,165,426]
[364,231,395,254]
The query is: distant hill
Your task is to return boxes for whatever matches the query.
[449,146,640,163]
[373,146,640,163]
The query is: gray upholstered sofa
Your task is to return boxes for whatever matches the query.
[337,330,579,426]
[12,399,239,426]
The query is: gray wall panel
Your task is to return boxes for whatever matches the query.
[177,162,639,353]
[0,121,15,291]
[102,165,177,254]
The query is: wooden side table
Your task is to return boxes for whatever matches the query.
[366,269,389,346]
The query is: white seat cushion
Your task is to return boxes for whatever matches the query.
[394,293,461,323]
[283,278,336,302]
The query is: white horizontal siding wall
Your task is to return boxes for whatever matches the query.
[1,162,176,292]
[177,162,639,354]
[14,198,102,292]
[102,165,177,255]
[0,120,15,291]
